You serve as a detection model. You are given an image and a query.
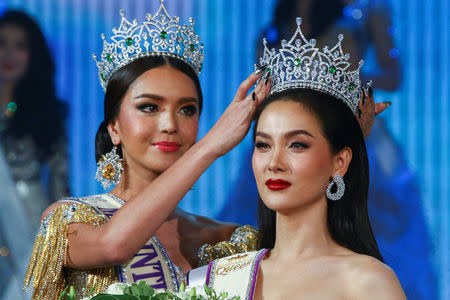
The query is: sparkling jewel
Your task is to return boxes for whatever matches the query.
[257,17,367,115]
[93,0,205,92]
[329,65,337,74]
[102,164,115,179]
[326,174,345,201]
[95,146,123,189]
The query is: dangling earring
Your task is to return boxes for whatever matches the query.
[95,145,123,189]
[326,174,345,201]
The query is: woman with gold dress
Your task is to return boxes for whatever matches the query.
[24,2,384,299]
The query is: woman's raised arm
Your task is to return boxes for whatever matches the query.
[42,72,270,269]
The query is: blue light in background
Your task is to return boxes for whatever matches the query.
[389,47,400,58]
[2,0,449,298]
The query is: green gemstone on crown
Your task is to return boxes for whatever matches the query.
[106,54,112,62]
[329,65,336,74]
[348,83,355,91]
[189,44,195,51]
[125,38,133,46]
[294,58,301,67]
[160,30,168,39]
[101,73,106,81]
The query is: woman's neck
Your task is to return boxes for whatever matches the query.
[110,160,160,202]
[271,197,340,262]
[0,80,16,104]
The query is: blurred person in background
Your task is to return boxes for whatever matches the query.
[219,0,436,298]
[0,10,69,299]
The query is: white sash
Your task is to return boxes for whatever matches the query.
[205,249,268,300]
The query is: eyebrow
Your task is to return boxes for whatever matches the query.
[134,93,199,104]
[256,129,314,139]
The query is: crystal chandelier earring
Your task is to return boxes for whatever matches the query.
[326,174,345,201]
[95,145,123,189]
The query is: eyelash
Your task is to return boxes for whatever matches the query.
[180,105,197,116]
[290,142,308,149]
[137,103,158,112]
[255,142,270,150]
[255,141,309,150]
[136,103,198,116]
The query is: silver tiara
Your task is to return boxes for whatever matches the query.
[93,0,204,91]
[258,17,369,114]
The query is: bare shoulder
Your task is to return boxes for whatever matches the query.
[40,201,73,222]
[342,254,406,299]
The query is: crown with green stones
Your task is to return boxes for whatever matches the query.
[258,17,368,115]
[93,0,204,91]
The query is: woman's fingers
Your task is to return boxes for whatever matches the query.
[246,77,271,110]
[375,101,391,115]
[367,86,374,104]
[257,77,271,105]
[357,85,392,137]
[234,73,261,101]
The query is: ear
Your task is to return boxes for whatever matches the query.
[332,146,352,177]
[107,118,121,146]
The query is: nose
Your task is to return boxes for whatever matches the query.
[159,111,177,135]
[267,147,287,173]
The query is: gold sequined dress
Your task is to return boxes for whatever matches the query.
[24,193,259,299]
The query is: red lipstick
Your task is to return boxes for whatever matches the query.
[265,179,291,191]
[153,141,181,152]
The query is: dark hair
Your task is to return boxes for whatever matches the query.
[95,56,203,162]
[0,10,67,161]
[254,88,383,261]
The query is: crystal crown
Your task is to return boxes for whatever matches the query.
[258,17,367,114]
[93,0,204,91]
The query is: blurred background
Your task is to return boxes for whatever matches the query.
[0,0,448,299]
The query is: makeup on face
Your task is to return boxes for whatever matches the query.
[113,66,199,174]
[152,141,181,152]
[265,178,292,191]
[253,100,335,210]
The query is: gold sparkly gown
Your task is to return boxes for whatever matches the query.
[24,193,259,299]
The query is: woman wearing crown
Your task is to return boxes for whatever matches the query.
[187,18,406,299]
[23,2,386,299]
[23,3,270,299]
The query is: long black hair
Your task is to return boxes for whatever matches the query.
[0,10,66,161]
[254,88,383,261]
[95,56,203,162]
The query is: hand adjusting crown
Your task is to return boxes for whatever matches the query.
[258,17,368,114]
[93,0,204,91]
